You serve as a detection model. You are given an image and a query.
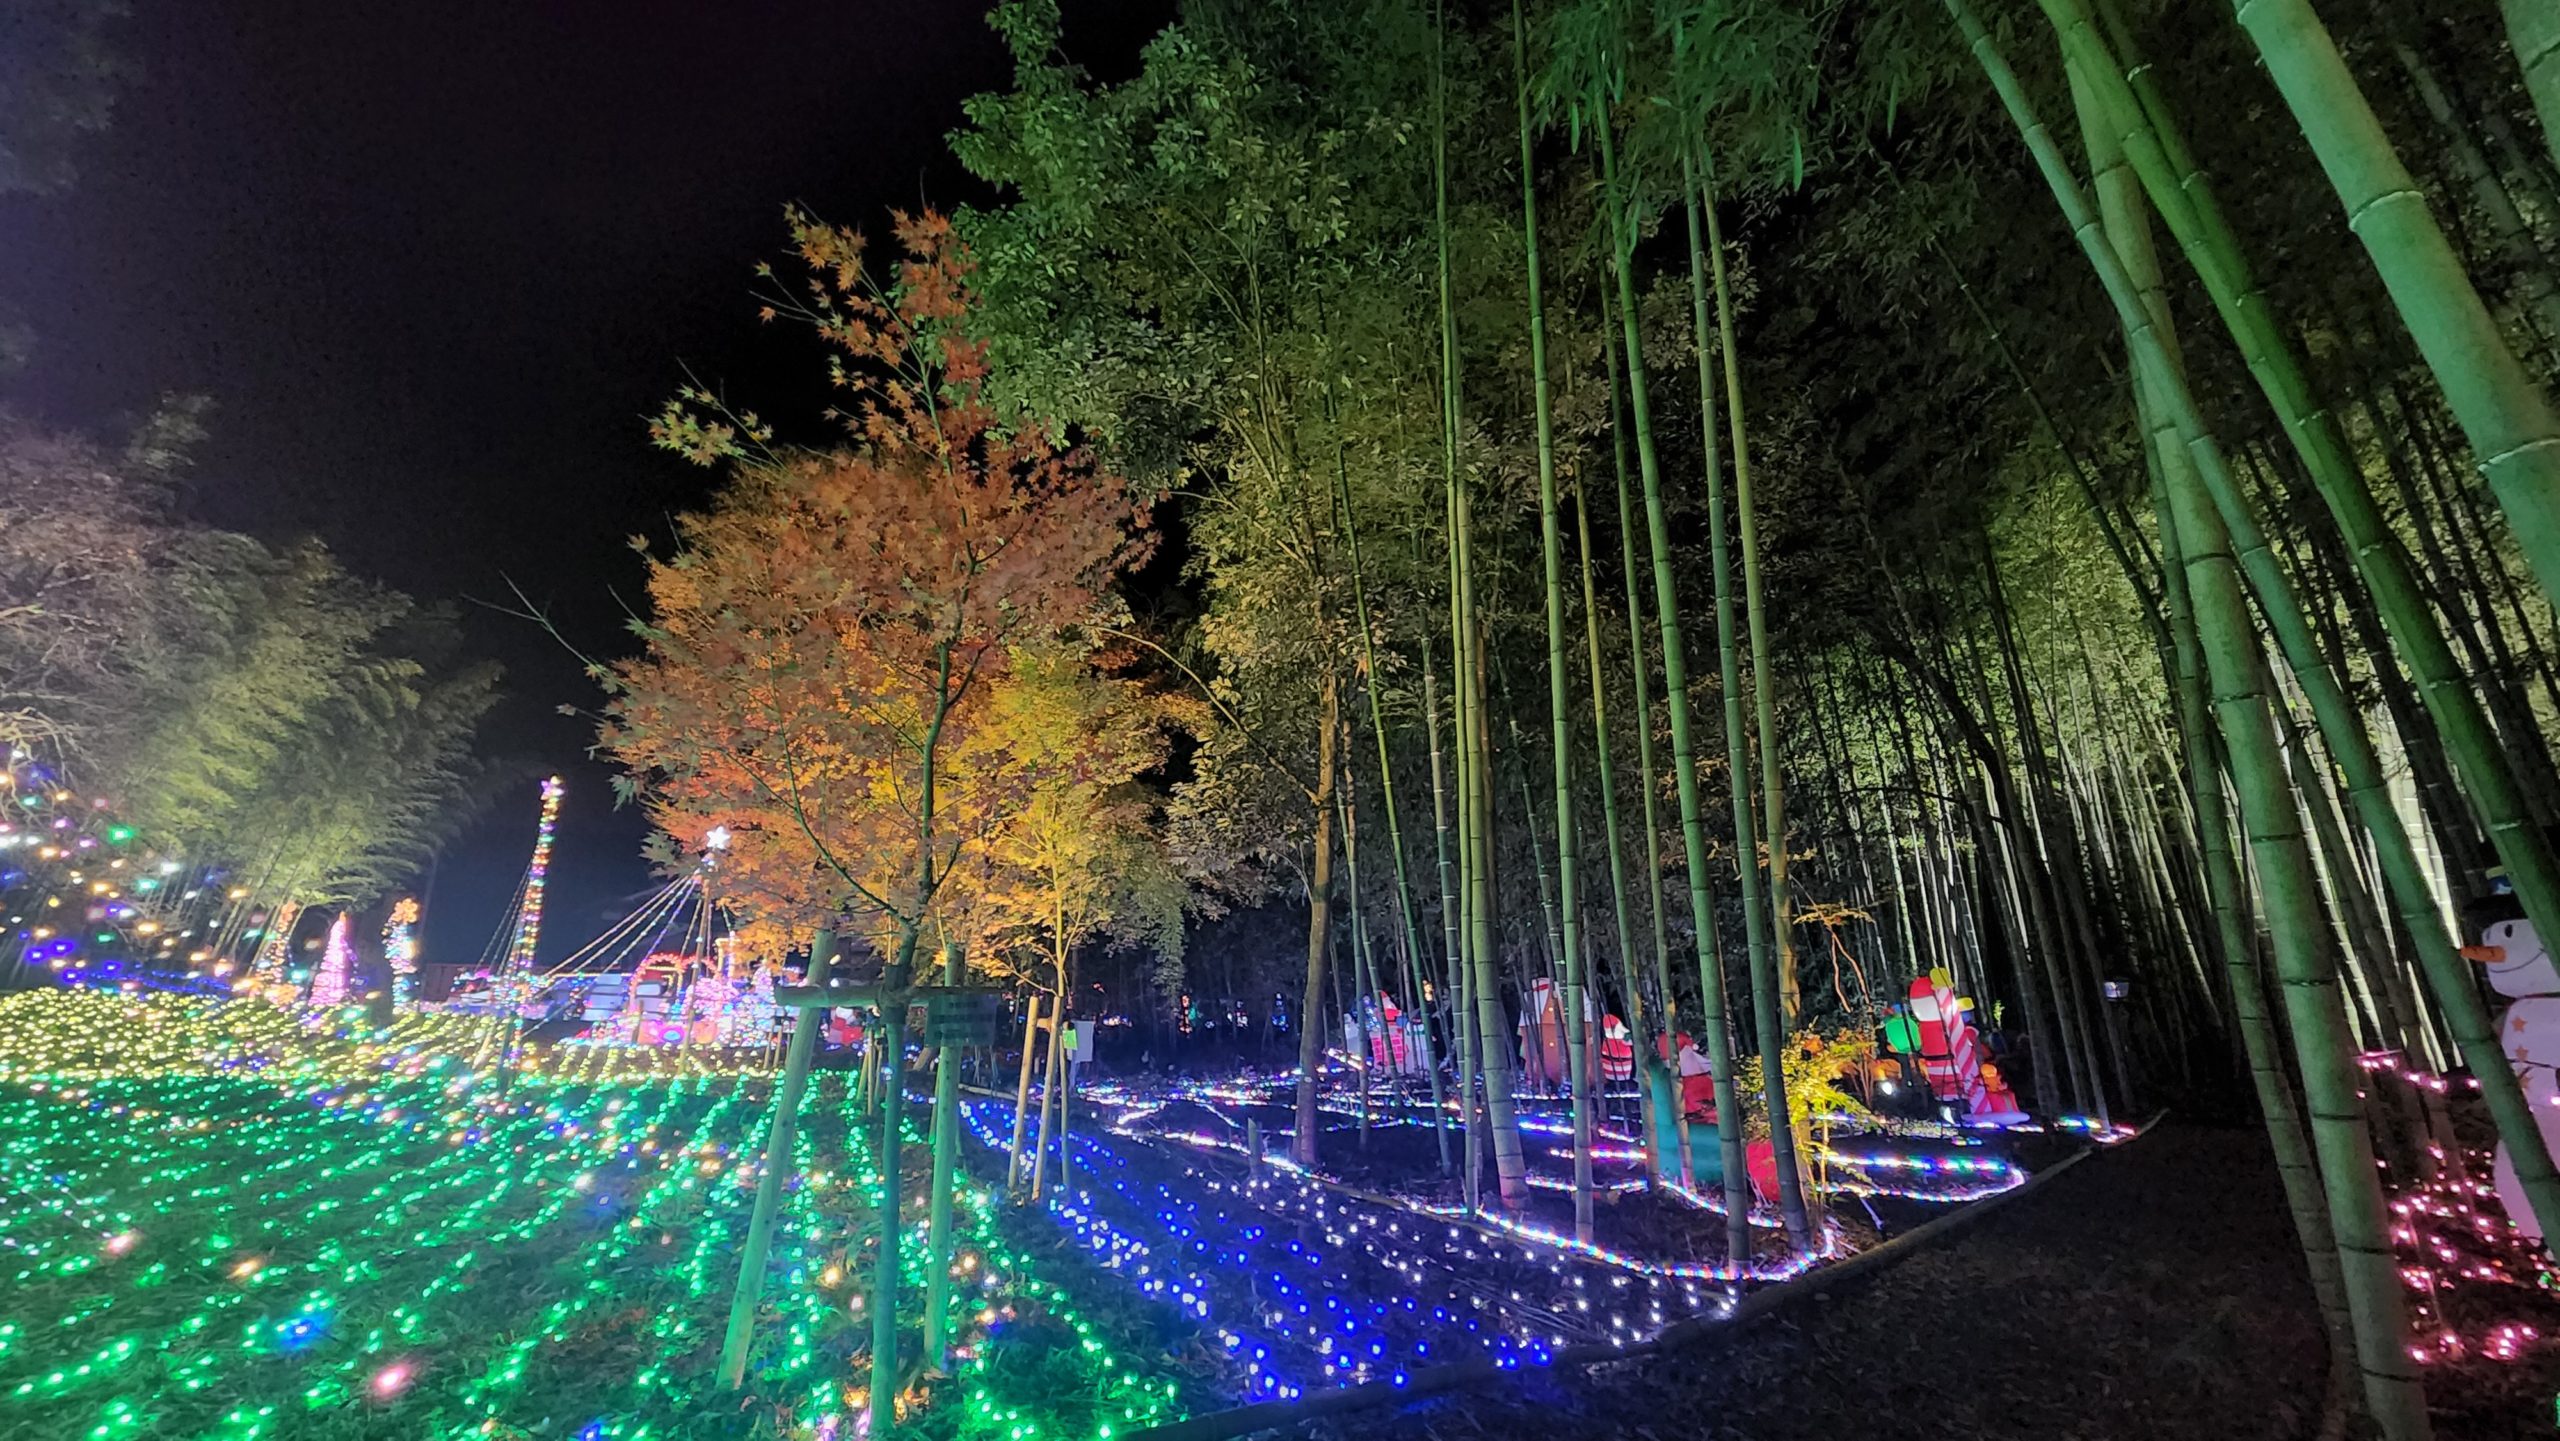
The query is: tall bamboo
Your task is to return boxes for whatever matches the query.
[2224,0,2560,616]
[1576,481,1657,1178]
[1340,780,1377,1144]
[2168,432,2431,1441]
[1511,0,1594,1239]
[1603,279,1686,1179]
[1690,147,1813,1249]
[1435,0,1526,1210]
[2057,5,2560,1238]
[1337,425,1452,1172]
[1457,522,1524,1205]
[1426,637,1482,1209]
[1599,108,1752,1266]
[2063,0,2560,998]
[1952,0,2424,1425]
[2065,24,2351,1351]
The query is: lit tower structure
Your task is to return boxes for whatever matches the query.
[246,901,302,997]
[481,776,563,1083]
[382,898,420,1011]
[494,777,565,1012]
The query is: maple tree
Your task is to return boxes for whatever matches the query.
[602,209,1155,979]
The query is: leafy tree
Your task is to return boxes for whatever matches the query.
[0,414,169,755]
[951,642,1191,1004]
[605,209,1154,982]
[0,0,129,197]
[0,411,492,916]
[955,0,1459,1167]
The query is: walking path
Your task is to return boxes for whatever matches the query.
[1323,1122,2337,1441]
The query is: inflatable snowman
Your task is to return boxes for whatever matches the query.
[2465,918,2560,1244]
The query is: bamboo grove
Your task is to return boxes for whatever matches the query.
[931,2,2560,1433]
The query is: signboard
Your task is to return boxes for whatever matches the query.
[926,991,1006,1045]
[1065,1018,1098,1064]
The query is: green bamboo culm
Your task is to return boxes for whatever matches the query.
[2502,0,2560,171]
[2154,471,2354,1353]
[2165,429,2432,1441]
[1604,277,1689,1184]
[1687,143,1813,1251]
[2226,0,2560,617]
[2079,0,2560,989]
[1947,0,2427,1428]
[1336,424,1454,1175]
[1575,479,1654,1174]
[1511,0,1596,1242]
[2051,0,2560,1243]
[1424,633,1479,1207]
[1598,99,1753,1268]
[2068,36,2344,1320]
[1436,0,1528,1212]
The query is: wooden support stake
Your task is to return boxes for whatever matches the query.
[1008,994,1043,1193]
[719,927,836,1389]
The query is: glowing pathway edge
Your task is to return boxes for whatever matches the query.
[1114,1113,2156,1441]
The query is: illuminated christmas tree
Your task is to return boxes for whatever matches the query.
[685,966,736,1045]
[733,962,776,1047]
[308,912,355,1009]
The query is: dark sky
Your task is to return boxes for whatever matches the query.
[1,0,1169,967]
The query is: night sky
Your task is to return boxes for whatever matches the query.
[0,0,1168,966]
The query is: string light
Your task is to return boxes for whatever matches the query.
[0,988,1181,1441]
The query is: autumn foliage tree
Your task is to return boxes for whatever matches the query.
[947,642,1192,1002]
[603,210,1155,978]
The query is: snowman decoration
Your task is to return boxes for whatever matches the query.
[2464,917,2560,1245]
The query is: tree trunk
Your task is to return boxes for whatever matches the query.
[1293,673,1341,1169]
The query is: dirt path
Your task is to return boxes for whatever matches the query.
[1319,1122,2337,1441]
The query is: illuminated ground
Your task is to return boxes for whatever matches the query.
[0,988,2050,1439]
[0,991,1175,1441]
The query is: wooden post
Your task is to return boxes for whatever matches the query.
[1060,1033,1077,1193]
[869,950,912,1438]
[1031,996,1064,1200]
[922,940,964,1369]
[719,927,837,1389]
[1007,993,1043,1193]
